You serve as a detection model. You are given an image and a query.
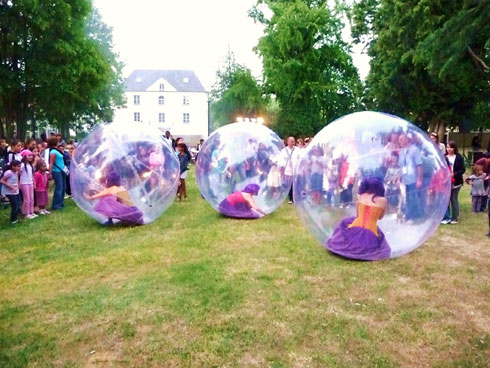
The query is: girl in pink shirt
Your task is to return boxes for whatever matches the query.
[34,161,50,215]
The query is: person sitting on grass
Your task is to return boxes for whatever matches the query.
[218,183,266,219]
[326,177,391,261]
[85,171,144,226]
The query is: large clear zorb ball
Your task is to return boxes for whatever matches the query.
[196,122,292,218]
[70,122,180,225]
[294,111,451,260]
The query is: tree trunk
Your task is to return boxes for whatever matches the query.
[6,120,15,138]
[436,121,446,142]
[17,121,27,141]
[61,122,70,141]
[16,97,27,140]
[4,98,16,138]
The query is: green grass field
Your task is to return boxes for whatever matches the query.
[1,168,489,367]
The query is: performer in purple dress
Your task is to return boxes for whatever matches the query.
[86,172,144,225]
[218,184,266,219]
[326,177,391,261]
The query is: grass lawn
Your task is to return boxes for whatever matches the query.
[1,167,489,367]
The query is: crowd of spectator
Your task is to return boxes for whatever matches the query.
[1,133,73,224]
[2,128,489,237]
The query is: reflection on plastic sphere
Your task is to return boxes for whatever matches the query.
[196,122,292,218]
[294,111,451,260]
[71,122,180,225]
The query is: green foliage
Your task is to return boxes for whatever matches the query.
[0,0,124,139]
[251,0,362,138]
[348,0,378,45]
[210,49,240,102]
[350,0,490,131]
[210,51,268,130]
[75,7,125,130]
[414,0,490,129]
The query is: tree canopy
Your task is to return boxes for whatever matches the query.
[210,51,268,131]
[350,0,490,133]
[251,0,363,137]
[0,0,124,139]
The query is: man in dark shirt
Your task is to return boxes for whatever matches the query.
[475,152,490,212]
[164,131,175,149]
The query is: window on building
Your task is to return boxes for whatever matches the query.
[159,83,165,91]
[158,113,165,123]
[133,95,140,105]
[183,113,190,123]
[158,95,164,105]
[183,96,189,105]
[134,112,141,122]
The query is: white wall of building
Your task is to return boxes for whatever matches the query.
[113,90,209,140]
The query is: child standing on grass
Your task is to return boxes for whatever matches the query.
[34,161,50,215]
[20,150,37,219]
[1,160,21,224]
[176,143,189,201]
[465,164,487,213]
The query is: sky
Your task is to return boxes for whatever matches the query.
[93,0,370,91]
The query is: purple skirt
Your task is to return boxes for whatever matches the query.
[325,217,391,261]
[218,198,260,219]
[94,196,144,225]
[35,190,49,207]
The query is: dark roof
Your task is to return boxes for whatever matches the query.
[125,69,207,92]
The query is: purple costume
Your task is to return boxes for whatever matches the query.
[92,172,144,225]
[325,177,391,261]
[218,184,261,219]
[325,212,391,261]
[94,195,144,225]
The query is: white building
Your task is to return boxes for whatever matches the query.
[113,69,209,145]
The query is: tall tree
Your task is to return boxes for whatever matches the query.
[350,0,490,133]
[210,51,268,131]
[251,0,362,138]
[71,7,125,134]
[0,0,124,139]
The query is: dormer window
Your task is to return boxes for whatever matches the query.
[136,77,142,83]
[183,77,189,83]
[159,83,165,91]
[158,96,164,105]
